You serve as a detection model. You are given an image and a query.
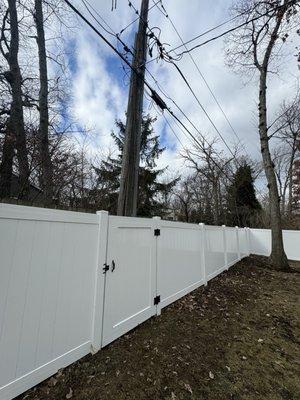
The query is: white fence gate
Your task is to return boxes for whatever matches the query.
[101,216,157,347]
[0,203,299,400]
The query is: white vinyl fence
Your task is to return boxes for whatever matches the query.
[249,228,300,260]
[0,204,299,400]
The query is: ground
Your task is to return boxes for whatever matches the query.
[19,256,300,400]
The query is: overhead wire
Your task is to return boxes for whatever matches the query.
[118,0,161,36]
[167,0,296,58]
[124,0,266,200]
[124,0,235,157]
[81,0,116,36]
[63,0,268,198]
[152,0,251,151]
[78,0,195,153]
[167,10,248,55]
[125,0,253,166]
[147,0,265,195]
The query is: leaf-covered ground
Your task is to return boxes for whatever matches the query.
[20,256,300,400]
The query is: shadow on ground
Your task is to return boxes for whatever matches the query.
[19,256,300,400]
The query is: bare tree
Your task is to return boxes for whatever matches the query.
[173,176,197,222]
[271,97,300,216]
[226,0,300,270]
[33,0,53,205]
[181,137,236,225]
[0,0,30,199]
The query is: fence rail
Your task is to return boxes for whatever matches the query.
[0,203,299,400]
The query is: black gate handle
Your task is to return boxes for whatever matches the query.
[111,260,116,272]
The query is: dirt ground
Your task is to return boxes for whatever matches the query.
[19,256,300,400]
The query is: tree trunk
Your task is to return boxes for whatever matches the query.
[258,69,289,270]
[0,124,15,198]
[287,138,297,219]
[7,0,30,199]
[287,170,293,218]
[212,179,219,225]
[34,0,53,206]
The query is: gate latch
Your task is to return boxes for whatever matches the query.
[103,264,109,274]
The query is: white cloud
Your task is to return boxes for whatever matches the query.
[67,0,299,177]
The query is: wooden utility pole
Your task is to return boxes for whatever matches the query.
[117,0,149,216]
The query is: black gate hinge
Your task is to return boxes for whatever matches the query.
[154,295,160,305]
[154,228,160,236]
[103,264,109,274]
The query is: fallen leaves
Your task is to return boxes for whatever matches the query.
[18,256,300,400]
[183,382,193,394]
[47,377,58,387]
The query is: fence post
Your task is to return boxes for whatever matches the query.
[152,216,161,316]
[222,225,228,270]
[235,226,241,260]
[91,210,109,353]
[199,223,207,286]
[247,227,251,256]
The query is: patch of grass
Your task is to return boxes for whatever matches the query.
[19,256,300,400]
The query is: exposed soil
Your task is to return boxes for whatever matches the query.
[19,256,300,400]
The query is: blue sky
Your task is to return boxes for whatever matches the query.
[64,0,299,185]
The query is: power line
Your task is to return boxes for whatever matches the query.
[152,0,248,150]
[80,0,165,90]
[118,0,161,36]
[125,1,239,161]
[170,61,239,161]
[62,0,255,188]
[146,0,265,196]
[167,1,295,58]
[167,12,247,55]
[127,0,163,41]
[82,0,234,161]
[167,64,265,196]
[161,112,186,150]
[128,0,257,168]
[81,0,116,36]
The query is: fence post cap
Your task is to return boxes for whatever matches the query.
[199,222,205,227]
[152,216,161,220]
[96,210,109,216]
[222,224,226,228]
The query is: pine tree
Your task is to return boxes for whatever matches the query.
[227,164,261,227]
[93,115,177,217]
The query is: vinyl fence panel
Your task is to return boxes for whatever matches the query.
[225,227,239,266]
[1,203,299,400]
[282,230,300,261]
[239,228,249,258]
[205,226,226,281]
[0,204,99,400]
[249,228,300,261]
[249,228,271,256]
[157,221,204,310]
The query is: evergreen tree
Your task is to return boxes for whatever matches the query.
[93,114,177,217]
[227,164,261,226]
